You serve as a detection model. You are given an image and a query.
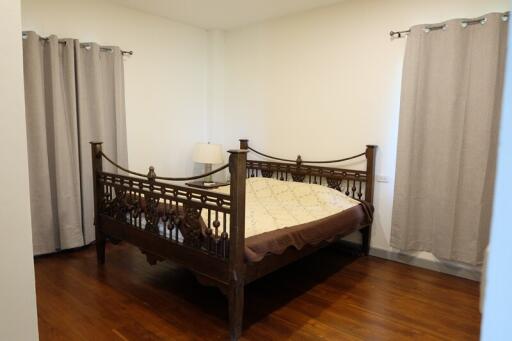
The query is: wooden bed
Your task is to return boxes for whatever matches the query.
[90,139,376,340]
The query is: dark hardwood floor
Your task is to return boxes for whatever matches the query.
[34,243,481,340]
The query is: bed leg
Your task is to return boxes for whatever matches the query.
[96,230,106,264]
[360,226,371,256]
[91,142,106,265]
[228,281,244,341]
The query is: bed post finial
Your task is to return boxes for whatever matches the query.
[239,139,249,150]
[90,141,103,157]
[227,148,248,340]
[90,141,105,264]
[147,166,156,181]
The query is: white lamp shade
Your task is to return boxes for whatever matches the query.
[193,143,224,164]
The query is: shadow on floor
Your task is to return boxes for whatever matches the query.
[143,243,360,331]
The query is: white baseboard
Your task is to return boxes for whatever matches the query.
[369,247,482,281]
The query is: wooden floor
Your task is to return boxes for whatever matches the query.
[34,243,481,340]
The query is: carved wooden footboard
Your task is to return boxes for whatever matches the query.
[89,140,376,341]
[90,142,247,340]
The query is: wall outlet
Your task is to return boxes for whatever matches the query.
[376,175,390,183]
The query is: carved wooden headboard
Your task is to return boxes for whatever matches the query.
[239,139,377,203]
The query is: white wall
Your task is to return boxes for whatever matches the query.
[481,9,511,340]
[0,0,39,339]
[215,0,510,276]
[207,30,226,143]
[22,0,210,176]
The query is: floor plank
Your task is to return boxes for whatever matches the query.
[34,243,481,340]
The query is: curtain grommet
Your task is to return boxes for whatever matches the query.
[424,24,446,33]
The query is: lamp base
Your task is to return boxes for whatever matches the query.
[204,163,213,182]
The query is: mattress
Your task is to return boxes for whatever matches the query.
[212,177,373,262]
[212,177,361,237]
[134,177,373,262]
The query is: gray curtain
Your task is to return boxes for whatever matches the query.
[75,42,128,244]
[390,13,508,265]
[23,32,128,254]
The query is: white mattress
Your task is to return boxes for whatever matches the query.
[130,177,359,239]
[211,177,360,237]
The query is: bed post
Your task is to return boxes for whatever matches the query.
[361,145,377,256]
[90,142,106,264]
[239,139,248,150]
[227,148,247,341]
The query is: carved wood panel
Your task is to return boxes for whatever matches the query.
[245,160,367,201]
[98,172,231,260]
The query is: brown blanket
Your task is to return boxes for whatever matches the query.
[244,202,373,262]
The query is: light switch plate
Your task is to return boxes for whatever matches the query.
[376,175,390,183]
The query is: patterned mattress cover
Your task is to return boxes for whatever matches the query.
[211,177,361,238]
[135,177,373,262]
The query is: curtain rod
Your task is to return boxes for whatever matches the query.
[79,43,134,56]
[390,11,510,39]
[21,32,134,55]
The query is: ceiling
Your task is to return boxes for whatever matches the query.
[108,0,345,30]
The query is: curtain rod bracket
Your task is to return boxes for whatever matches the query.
[390,30,410,39]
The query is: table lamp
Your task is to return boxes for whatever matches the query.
[193,142,224,183]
